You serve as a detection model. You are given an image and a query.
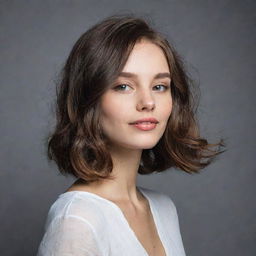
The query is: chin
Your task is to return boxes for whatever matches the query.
[107,135,162,150]
[126,140,160,150]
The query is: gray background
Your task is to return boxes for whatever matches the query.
[1,0,255,255]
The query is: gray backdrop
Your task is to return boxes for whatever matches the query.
[1,0,255,255]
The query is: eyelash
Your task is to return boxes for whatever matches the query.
[113,84,170,92]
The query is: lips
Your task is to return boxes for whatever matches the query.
[131,122,157,131]
[129,117,159,125]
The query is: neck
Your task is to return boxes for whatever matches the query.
[78,145,143,203]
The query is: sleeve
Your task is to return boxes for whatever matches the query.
[37,214,102,256]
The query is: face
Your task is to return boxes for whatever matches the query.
[99,39,172,150]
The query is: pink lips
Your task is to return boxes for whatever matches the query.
[129,117,159,131]
[129,117,159,124]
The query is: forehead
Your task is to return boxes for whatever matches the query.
[120,39,170,76]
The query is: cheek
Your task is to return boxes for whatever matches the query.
[100,95,131,123]
[160,96,172,119]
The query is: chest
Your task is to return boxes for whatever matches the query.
[119,205,166,256]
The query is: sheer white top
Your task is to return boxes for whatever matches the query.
[37,186,186,256]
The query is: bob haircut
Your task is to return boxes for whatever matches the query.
[47,14,225,183]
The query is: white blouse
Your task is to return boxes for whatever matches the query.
[37,186,186,256]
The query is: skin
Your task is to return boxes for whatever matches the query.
[69,38,172,210]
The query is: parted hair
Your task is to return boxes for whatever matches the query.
[46,13,226,183]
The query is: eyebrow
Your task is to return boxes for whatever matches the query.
[118,72,171,79]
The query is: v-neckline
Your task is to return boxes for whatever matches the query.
[123,186,168,256]
[60,186,167,256]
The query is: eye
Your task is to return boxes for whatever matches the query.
[113,84,132,91]
[153,84,170,91]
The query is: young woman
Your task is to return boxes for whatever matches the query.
[37,14,225,256]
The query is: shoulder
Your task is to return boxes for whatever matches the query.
[138,186,178,215]
[44,191,110,233]
[38,192,107,255]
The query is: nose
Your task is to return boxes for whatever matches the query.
[136,90,155,111]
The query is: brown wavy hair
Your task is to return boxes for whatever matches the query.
[46,13,226,183]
